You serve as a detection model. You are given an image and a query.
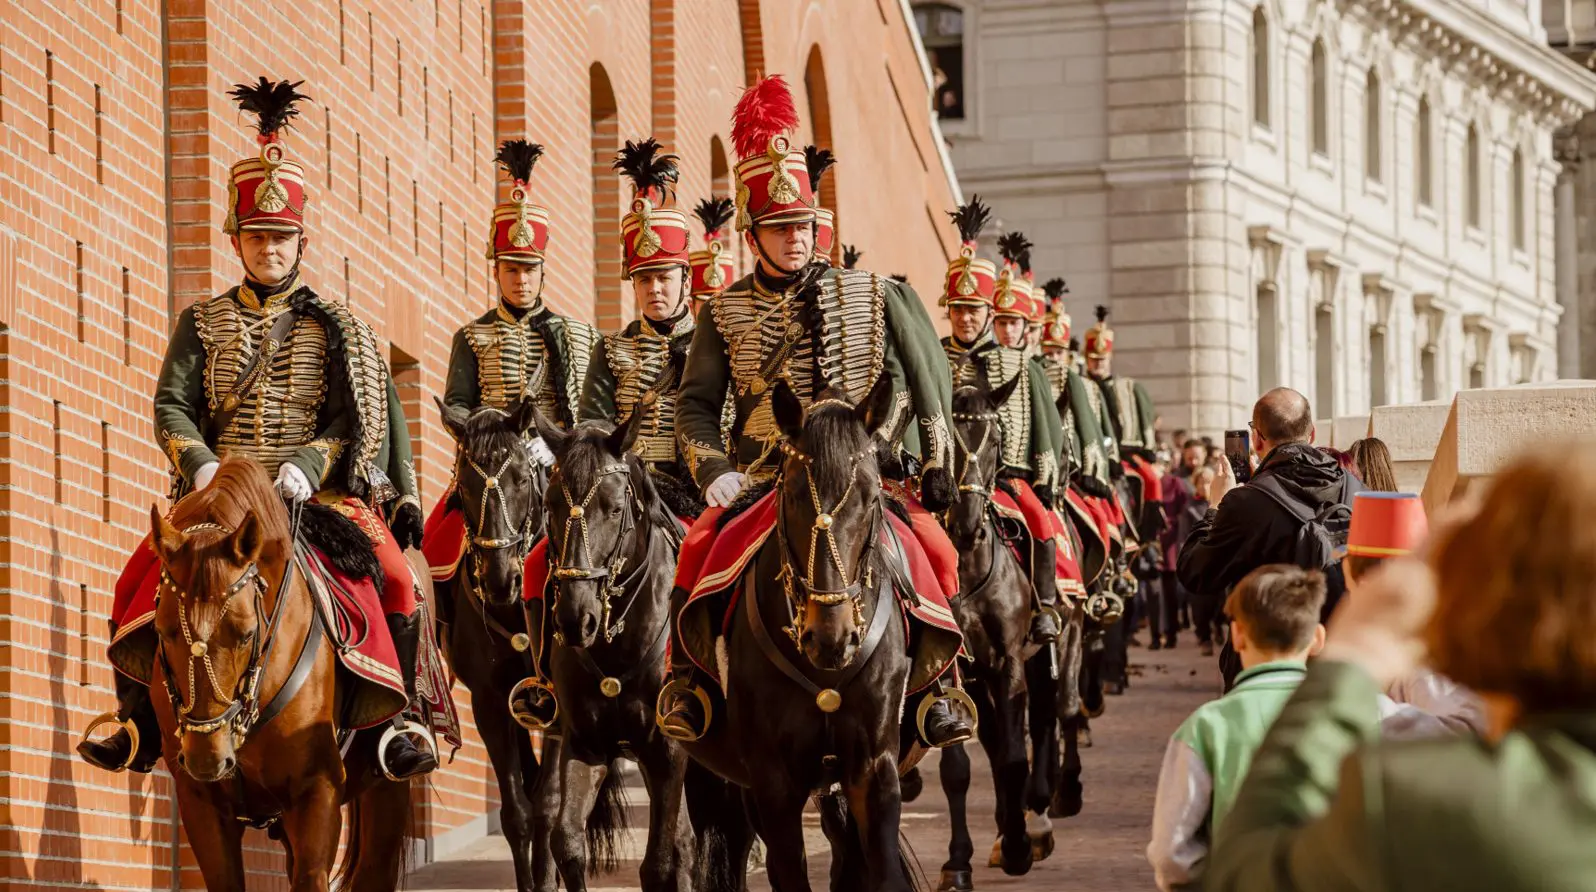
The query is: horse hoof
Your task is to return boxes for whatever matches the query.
[1029,830,1056,862]
[936,868,975,892]
[990,835,1033,876]
[901,766,924,803]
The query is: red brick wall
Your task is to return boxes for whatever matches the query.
[0,1,958,886]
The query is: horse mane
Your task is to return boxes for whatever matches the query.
[799,389,875,497]
[951,384,989,417]
[461,407,523,457]
[172,457,292,549]
[556,422,673,530]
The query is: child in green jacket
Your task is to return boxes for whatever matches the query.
[1147,564,1327,891]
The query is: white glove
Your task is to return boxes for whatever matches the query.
[528,436,556,468]
[193,462,220,491]
[705,472,748,508]
[274,462,313,504]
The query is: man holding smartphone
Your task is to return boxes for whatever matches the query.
[1177,387,1362,688]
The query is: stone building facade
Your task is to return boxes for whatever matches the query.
[1546,0,1596,377]
[0,1,958,886]
[925,0,1596,433]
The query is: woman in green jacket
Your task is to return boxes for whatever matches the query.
[1207,443,1596,892]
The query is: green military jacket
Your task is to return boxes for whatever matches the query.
[443,300,600,426]
[155,278,418,511]
[943,332,1064,490]
[676,266,954,489]
[1092,372,1157,456]
[579,310,695,465]
[1040,353,1112,488]
[1209,660,1596,891]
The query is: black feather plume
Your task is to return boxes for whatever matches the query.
[227,77,311,140]
[692,197,736,236]
[805,145,836,195]
[1043,278,1068,299]
[997,232,1033,274]
[495,140,545,184]
[889,273,910,283]
[947,195,992,244]
[613,137,680,200]
[1069,336,1081,353]
[1094,305,1109,323]
[842,245,863,269]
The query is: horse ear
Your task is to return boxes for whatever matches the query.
[858,372,904,444]
[437,396,468,441]
[606,403,646,456]
[508,397,539,436]
[989,372,1023,408]
[771,379,805,444]
[530,403,572,457]
[151,505,185,561]
[231,509,263,565]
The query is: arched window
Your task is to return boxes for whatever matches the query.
[1511,147,1527,251]
[913,3,965,120]
[590,63,623,329]
[1251,8,1270,129]
[1310,39,1329,157]
[1416,96,1433,208]
[1364,68,1381,183]
[1466,123,1482,230]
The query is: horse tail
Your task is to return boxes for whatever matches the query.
[693,818,739,892]
[333,774,420,891]
[585,762,630,876]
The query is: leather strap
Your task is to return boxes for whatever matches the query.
[742,546,894,698]
[210,291,306,439]
[253,589,323,731]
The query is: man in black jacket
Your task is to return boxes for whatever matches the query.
[1178,387,1361,685]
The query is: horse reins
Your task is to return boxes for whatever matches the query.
[550,462,647,644]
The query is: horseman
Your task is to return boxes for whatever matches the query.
[1039,280,1113,494]
[659,75,971,748]
[421,140,599,591]
[945,224,1070,645]
[1083,306,1164,517]
[80,78,451,779]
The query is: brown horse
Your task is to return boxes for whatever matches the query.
[146,457,413,892]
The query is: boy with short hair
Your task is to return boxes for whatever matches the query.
[1147,564,1326,891]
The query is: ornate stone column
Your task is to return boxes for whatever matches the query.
[1555,125,1582,378]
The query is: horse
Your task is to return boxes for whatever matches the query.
[435,398,561,892]
[933,376,1044,891]
[531,406,692,891]
[144,457,413,892]
[680,375,920,892]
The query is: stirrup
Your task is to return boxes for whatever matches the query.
[377,719,438,782]
[78,712,140,773]
[1085,592,1124,624]
[507,677,559,731]
[655,677,713,743]
[916,686,979,746]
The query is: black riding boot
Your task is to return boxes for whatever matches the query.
[77,630,162,774]
[382,612,439,780]
[657,586,711,741]
[509,601,558,729]
[1028,540,1062,645]
[915,675,975,748]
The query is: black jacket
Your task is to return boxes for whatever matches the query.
[1177,444,1361,601]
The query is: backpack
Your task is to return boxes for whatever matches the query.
[1248,472,1355,618]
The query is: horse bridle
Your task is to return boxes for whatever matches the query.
[774,422,882,639]
[156,517,299,740]
[458,442,539,601]
[950,408,1002,507]
[549,462,647,644]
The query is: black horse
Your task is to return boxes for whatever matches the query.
[934,377,1045,891]
[435,398,561,892]
[532,407,693,891]
[681,376,921,892]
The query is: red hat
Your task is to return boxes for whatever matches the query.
[814,207,836,258]
[487,140,550,265]
[1346,492,1429,558]
[732,76,817,231]
[805,146,837,259]
[224,78,311,235]
[1042,279,1072,348]
[689,196,737,297]
[1084,304,1115,359]
[615,138,690,279]
[942,196,997,308]
[992,231,1034,320]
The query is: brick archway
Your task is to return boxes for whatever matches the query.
[804,45,835,260]
[591,62,624,330]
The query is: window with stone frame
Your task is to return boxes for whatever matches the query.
[1466,123,1483,230]
[1416,96,1434,208]
[1511,147,1527,251]
[1364,67,1382,184]
[1251,8,1271,130]
[913,3,966,121]
[1310,39,1330,158]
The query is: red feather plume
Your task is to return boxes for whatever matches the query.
[732,75,800,160]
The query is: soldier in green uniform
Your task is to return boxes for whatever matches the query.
[1039,279,1114,495]
[659,75,970,747]
[420,139,600,586]
[1083,306,1158,461]
[82,78,448,779]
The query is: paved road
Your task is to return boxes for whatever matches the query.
[409,638,1220,892]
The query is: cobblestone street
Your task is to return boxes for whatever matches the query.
[409,637,1219,891]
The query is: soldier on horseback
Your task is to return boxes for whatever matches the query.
[1084,306,1162,498]
[658,75,972,748]
[79,78,452,780]
[688,195,738,320]
[1039,282,1114,496]
[943,223,1070,646]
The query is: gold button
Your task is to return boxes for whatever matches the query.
[511,633,530,653]
[750,379,766,396]
[600,677,622,698]
[190,641,208,658]
[570,506,584,518]
[815,513,833,530]
[816,689,842,713]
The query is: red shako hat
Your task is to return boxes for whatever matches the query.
[487,140,551,265]
[224,77,311,235]
[731,76,817,232]
[689,196,737,297]
[615,137,690,279]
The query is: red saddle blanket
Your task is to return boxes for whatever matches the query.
[991,489,1085,597]
[421,491,468,583]
[109,539,410,733]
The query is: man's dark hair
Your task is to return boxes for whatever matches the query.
[1252,387,1314,445]
[1224,564,1326,652]
[1182,438,1205,451]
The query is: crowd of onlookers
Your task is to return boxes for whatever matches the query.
[1141,386,1596,890]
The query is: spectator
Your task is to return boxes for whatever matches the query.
[1184,467,1225,655]
[1350,437,1399,492]
[1207,444,1596,891]
[1147,564,1326,891]
[1179,388,1362,688]
[1157,439,1211,649]
[1176,438,1208,480]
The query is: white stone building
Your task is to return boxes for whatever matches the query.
[918,0,1596,433]
[1546,0,1596,377]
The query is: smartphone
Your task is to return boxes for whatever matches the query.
[1224,429,1252,484]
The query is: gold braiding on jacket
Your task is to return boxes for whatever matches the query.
[316,297,393,484]
[944,337,987,389]
[984,345,1033,474]
[606,328,683,465]
[468,315,552,416]
[1114,376,1148,449]
[194,293,331,479]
